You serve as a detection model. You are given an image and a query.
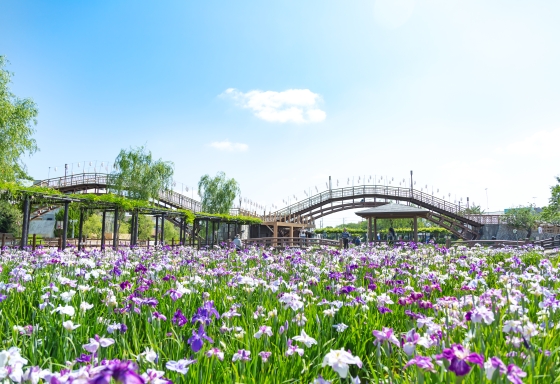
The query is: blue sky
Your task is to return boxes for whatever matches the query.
[2,1,560,224]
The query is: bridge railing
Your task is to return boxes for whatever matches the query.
[35,173,203,212]
[271,184,495,225]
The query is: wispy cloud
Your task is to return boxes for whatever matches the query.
[221,88,326,123]
[209,140,248,152]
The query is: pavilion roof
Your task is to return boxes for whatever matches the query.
[355,203,429,218]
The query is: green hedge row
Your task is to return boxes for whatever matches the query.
[314,227,450,236]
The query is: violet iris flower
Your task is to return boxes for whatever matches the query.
[191,301,220,325]
[436,344,484,376]
[506,364,527,384]
[187,324,213,353]
[172,309,188,327]
[404,356,435,372]
[89,361,144,384]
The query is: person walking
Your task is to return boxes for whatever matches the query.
[233,234,242,251]
[341,228,351,249]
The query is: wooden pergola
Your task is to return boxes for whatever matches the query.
[355,203,429,243]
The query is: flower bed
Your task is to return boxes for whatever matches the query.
[0,243,555,383]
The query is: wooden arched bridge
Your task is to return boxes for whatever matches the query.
[264,185,487,240]
[34,173,489,240]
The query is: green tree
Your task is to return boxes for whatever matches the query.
[504,205,539,239]
[198,171,240,214]
[83,213,102,239]
[110,146,174,201]
[541,177,560,225]
[54,206,81,238]
[135,215,153,240]
[164,223,179,242]
[0,201,22,235]
[0,56,39,182]
[464,205,485,214]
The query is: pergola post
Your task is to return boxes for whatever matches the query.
[367,217,372,243]
[211,221,215,247]
[161,214,165,245]
[78,208,84,251]
[289,225,294,246]
[273,222,278,247]
[413,216,418,243]
[62,201,70,250]
[179,219,183,245]
[20,196,30,250]
[155,216,159,246]
[113,208,119,250]
[374,218,378,244]
[101,211,106,250]
[133,210,139,246]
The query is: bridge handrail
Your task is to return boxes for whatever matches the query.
[34,173,203,212]
[270,185,494,225]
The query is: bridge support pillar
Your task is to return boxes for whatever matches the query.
[367,217,372,244]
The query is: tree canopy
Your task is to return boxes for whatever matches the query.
[504,205,539,238]
[110,146,174,202]
[541,177,560,225]
[463,205,485,214]
[198,171,240,214]
[0,56,39,182]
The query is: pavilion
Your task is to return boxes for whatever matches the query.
[355,203,429,242]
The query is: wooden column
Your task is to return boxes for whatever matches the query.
[413,216,418,242]
[374,218,378,244]
[273,222,278,247]
[78,209,84,251]
[20,196,30,250]
[154,216,159,246]
[289,225,294,246]
[367,217,372,243]
[101,211,106,250]
[160,214,165,245]
[112,208,119,250]
[62,201,70,250]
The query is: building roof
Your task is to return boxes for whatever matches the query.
[355,203,429,218]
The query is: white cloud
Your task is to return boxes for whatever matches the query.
[221,88,326,123]
[209,140,248,152]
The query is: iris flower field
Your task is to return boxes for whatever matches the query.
[0,242,557,383]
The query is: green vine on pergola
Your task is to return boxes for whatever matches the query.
[0,181,261,225]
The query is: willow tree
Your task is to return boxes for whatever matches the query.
[541,177,560,225]
[198,171,240,214]
[110,146,174,201]
[0,56,39,182]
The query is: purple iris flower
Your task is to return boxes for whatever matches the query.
[404,355,435,372]
[75,354,92,363]
[506,364,527,384]
[89,361,144,384]
[377,306,393,314]
[338,286,356,295]
[191,301,220,325]
[187,324,214,353]
[436,344,484,376]
[172,309,188,327]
